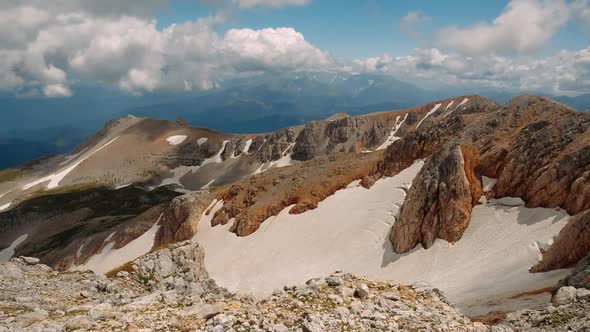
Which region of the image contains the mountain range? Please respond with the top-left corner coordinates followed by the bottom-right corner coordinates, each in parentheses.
top-left (1, 93), bottom-right (589, 331)
top-left (2, 72), bottom-right (588, 170)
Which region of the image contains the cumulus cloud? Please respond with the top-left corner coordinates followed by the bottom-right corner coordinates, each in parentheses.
top-left (0, 1), bottom-right (329, 96)
top-left (353, 47), bottom-right (590, 94)
top-left (438, 0), bottom-right (572, 55)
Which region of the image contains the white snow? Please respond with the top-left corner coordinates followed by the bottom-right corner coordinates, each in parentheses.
top-left (0, 202), bottom-right (11, 212)
top-left (415, 103), bottom-right (442, 129)
top-left (231, 139), bottom-right (253, 159)
top-left (196, 160), bottom-right (571, 314)
top-left (166, 135), bottom-right (187, 145)
top-left (376, 114), bottom-right (408, 151)
top-left (157, 140), bottom-right (229, 188)
top-left (242, 139), bottom-right (253, 155)
top-left (0, 234), bottom-right (28, 263)
top-left (200, 179), bottom-right (216, 189)
top-left (76, 243), bottom-right (85, 259)
top-left (197, 137), bottom-right (208, 145)
top-left (457, 97), bottom-right (469, 108)
top-left (59, 148), bottom-right (87, 166)
top-left (72, 215), bottom-right (162, 274)
top-left (254, 143), bottom-right (295, 174)
top-left (22, 137), bottom-right (119, 190)
top-left (444, 98), bottom-right (469, 118)
top-left (482, 176), bottom-right (498, 192)
top-left (445, 100), bottom-right (455, 110)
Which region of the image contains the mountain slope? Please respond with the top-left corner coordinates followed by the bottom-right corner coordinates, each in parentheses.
top-left (0, 94), bottom-right (588, 317)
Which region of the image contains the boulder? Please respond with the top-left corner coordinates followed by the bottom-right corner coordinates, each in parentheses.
top-left (552, 286), bottom-right (577, 306)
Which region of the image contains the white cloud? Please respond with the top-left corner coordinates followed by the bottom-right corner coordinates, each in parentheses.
top-left (238, 0), bottom-right (311, 8)
top-left (438, 0), bottom-right (572, 55)
top-left (0, 2), bottom-right (329, 96)
top-left (221, 28), bottom-right (332, 72)
top-left (353, 47), bottom-right (590, 94)
top-left (43, 83), bottom-right (72, 97)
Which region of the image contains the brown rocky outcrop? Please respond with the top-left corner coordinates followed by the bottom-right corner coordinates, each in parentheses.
top-left (390, 144), bottom-right (482, 253)
top-left (210, 152), bottom-right (383, 236)
top-left (531, 210), bottom-right (590, 272)
top-left (154, 191), bottom-right (212, 248)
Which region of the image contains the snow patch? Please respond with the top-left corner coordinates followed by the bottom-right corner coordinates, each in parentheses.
top-left (457, 98), bottom-right (469, 108)
top-left (22, 137), bottom-right (119, 190)
top-left (0, 202), bottom-right (11, 212)
top-left (242, 139), bottom-right (253, 155)
top-left (415, 103), bottom-right (442, 129)
top-left (482, 176), bottom-right (498, 192)
top-left (0, 234), bottom-right (28, 263)
top-left (444, 98), bottom-right (469, 118)
top-left (166, 135), bottom-right (187, 145)
top-left (157, 140), bottom-right (229, 188)
top-left (197, 159), bottom-right (570, 314)
top-left (197, 137), bottom-right (208, 145)
top-left (72, 215), bottom-right (162, 274)
top-left (376, 114), bottom-right (408, 151)
top-left (200, 179), bottom-right (216, 189)
top-left (76, 243), bottom-right (85, 259)
top-left (445, 100), bottom-right (455, 110)
top-left (59, 148), bottom-right (87, 166)
top-left (254, 143), bottom-right (295, 174)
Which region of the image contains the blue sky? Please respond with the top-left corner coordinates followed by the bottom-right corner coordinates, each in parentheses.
top-left (156, 0), bottom-right (588, 59)
top-left (0, 0), bottom-right (589, 97)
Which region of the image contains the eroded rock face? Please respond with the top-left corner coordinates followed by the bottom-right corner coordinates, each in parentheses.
top-left (390, 144), bottom-right (482, 253)
top-left (154, 191), bottom-right (212, 248)
top-left (133, 240), bottom-right (223, 296)
top-left (531, 210), bottom-right (590, 272)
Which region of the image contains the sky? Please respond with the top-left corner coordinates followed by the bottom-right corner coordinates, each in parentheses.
top-left (0, 0), bottom-right (589, 98)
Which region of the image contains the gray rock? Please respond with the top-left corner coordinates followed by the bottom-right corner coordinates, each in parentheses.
top-left (213, 314), bottom-right (234, 327)
top-left (272, 323), bottom-right (289, 332)
top-left (326, 277), bottom-right (342, 287)
top-left (21, 257), bottom-right (40, 265)
top-left (185, 303), bottom-right (222, 319)
top-left (354, 284), bottom-right (370, 299)
top-left (552, 286), bottom-right (577, 306)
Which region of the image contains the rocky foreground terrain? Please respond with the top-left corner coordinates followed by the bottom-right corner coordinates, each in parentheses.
top-left (1, 94), bottom-right (589, 330)
top-left (1, 241), bottom-right (589, 332)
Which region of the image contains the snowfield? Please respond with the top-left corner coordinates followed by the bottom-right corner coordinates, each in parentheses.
top-left (22, 137), bottom-right (119, 190)
top-left (166, 135), bottom-right (187, 145)
top-left (376, 114), bottom-right (408, 151)
top-left (0, 234), bottom-right (28, 263)
top-left (196, 161), bottom-right (570, 315)
top-left (72, 215), bottom-right (162, 274)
